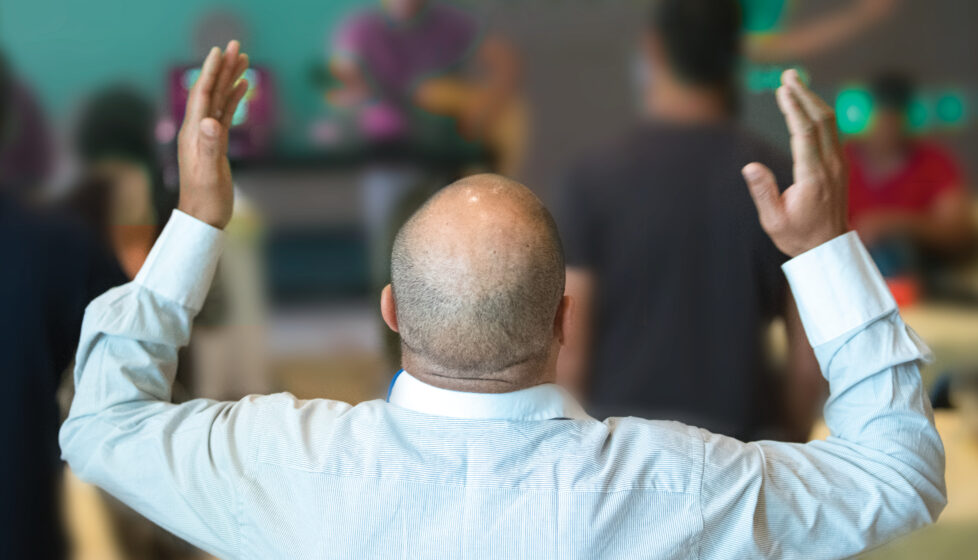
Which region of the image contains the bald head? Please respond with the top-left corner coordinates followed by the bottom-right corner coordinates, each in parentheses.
top-left (390, 174), bottom-right (565, 381)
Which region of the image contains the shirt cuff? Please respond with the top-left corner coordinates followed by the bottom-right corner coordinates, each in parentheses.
top-left (783, 231), bottom-right (896, 347)
top-left (134, 210), bottom-right (224, 311)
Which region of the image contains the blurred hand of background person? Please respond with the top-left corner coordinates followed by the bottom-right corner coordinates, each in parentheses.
top-left (743, 70), bottom-right (849, 257)
top-left (863, 0), bottom-right (899, 19)
top-left (451, 35), bottom-right (521, 141)
top-left (746, 0), bottom-right (898, 63)
top-left (854, 204), bottom-right (972, 250)
top-left (177, 41), bottom-right (249, 230)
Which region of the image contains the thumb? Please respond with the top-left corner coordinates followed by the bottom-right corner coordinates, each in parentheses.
top-left (742, 163), bottom-right (785, 232)
top-left (198, 117), bottom-right (225, 158)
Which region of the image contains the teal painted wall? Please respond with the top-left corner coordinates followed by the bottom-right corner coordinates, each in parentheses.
top-left (0, 0), bottom-right (364, 129)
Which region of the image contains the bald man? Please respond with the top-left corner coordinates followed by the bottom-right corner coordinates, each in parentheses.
top-left (61, 44), bottom-right (944, 559)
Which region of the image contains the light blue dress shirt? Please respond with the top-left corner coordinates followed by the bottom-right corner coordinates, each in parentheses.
top-left (61, 210), bottom-right (946, 559)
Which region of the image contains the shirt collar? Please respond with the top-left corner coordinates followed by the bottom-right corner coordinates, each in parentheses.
top-left (387, 370), bottom-right (593, 421)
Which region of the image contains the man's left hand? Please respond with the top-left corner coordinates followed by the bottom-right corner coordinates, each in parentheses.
top-left (177, 40), bottom-right (250, 230)
top-left (742, 70), bottom-right (850, 257)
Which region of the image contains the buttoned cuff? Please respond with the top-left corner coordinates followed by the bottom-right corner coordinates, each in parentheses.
top-left (134, 210), bottom-right (225, 311)
top-left (783, 231), bottom-right (896, 347)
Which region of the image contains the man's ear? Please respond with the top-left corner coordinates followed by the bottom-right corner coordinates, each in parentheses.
top-left (554, 295), bottom-right (574, 345)
top-left (381, 284), bottom-right (399, 333)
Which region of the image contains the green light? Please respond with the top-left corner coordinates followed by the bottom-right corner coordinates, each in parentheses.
top-left (935, 91), bottom-right (966, 126)
top-left (835, 88), bottom-right (874, 135)
top-left (906, 97), bottom-right (930, 134)
top-left (232, 101), bottom-right (249, 126)
top-left (744, 64), bottom-right (808, 92)
top-left (740, 0), bottom-right (790, 33)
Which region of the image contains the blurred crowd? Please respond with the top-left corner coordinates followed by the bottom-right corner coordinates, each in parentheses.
top-left (2, 0), bottom-right (977, 558)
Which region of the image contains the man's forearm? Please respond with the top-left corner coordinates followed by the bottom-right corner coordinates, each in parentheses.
top-left (709, 68), bottom-right (944, 557)
top-left (61, 211), bottom-right (224, 455)
top-left (59, 211), bottom-right (246, 558)
top-left (702, 232), bottom-right (946, 558)
top-left (785, 232), bottom-right (946, 519)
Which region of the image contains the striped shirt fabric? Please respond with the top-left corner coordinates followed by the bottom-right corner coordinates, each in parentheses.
top-left (61, 211), bottom-right (946, 559)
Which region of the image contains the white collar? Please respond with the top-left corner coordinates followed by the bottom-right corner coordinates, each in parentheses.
top-left (387, 370), bottom-right (593, 421)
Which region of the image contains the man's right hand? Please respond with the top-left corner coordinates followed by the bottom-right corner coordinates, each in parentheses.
top-left (177, 41), bottom-right (250, 230)
top-left (742, 70), bottom-right (850, 258)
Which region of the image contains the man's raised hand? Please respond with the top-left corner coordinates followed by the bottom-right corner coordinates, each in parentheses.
top-left (177, 41), bottom-right (250, 229)
top-left (743, 70), bottom-right (849, 257)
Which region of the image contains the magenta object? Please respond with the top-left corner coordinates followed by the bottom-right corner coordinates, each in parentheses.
top-left (360, 101), bottom-right (408, 141)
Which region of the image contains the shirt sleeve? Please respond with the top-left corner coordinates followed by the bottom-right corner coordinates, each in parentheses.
top-left (699, 232), bottom-right (947, 558)
top-left (59, 211), bottom-right (252, 558)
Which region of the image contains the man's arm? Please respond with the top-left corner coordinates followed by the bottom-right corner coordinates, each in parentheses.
top-left (60, 211), bottom-right (252, 557)
top-left (747, 0), bottom-right (896, 63)
top-left (59, 42), bottom-right (266, 558)
top-left (700, 70), bottom-right (945, 558)
top-left (457, 34), bottom-right (521, 139)
top-left (856, 188), bottom-right (975, 252)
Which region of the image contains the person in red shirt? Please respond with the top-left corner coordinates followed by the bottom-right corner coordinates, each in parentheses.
top-left (846, 73), bottom-right (973, 258)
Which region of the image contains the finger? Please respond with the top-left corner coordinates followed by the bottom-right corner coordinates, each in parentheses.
top-left (217, 53), bottom-right (250, 120)
top-left (784, 70), bottom-right (833, 123)
top-left (776, 85), bottom-right (821, 182)
top-left (784, 70), bottom-right (842, 167)
top-left (232, 53), bottom-right (249, 82)
top-left (211, 40), bottom-right (241, 119)
top-left (742, 163), bottom-right (786, 233)
top-left (776, 84), bottom-right (817, 140)
top-left (220, 79), bottom-right (249, 129)
top-left (198, 117), bottom-right (225, 158)
top-left (186, 47), bottom-right (223, 125)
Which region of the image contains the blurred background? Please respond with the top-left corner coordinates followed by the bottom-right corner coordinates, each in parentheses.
top-left (1, 0), bottom-right (977, 558)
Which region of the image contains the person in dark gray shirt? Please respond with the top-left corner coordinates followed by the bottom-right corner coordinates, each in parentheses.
top-left (0, 52), bottom-right (126, 560)
top-left (553, 0), bottom-right (821, 441)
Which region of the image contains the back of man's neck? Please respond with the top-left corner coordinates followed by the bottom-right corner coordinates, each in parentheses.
top-left (402, 354), bottom-right (553, 394)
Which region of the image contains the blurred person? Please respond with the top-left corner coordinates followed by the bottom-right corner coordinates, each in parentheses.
top-left (0, 53), bottom-right (53, 196)
top-left (59, 43), bottom-right (947, 559)
top-left (67, 86), bottom-right (176, 278)
top-left (743, 0), bottom-right (897, 63)
top-left (554, 0), bottom-right (821, 441)
top-left (328, 0), bottom-right (523, 171)
top-left (0, 51), bottom-right (126, 560)
top-left (329, 0), bottom-right (522, 369)
top-left (846, 72), bottom-right (973, 272)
